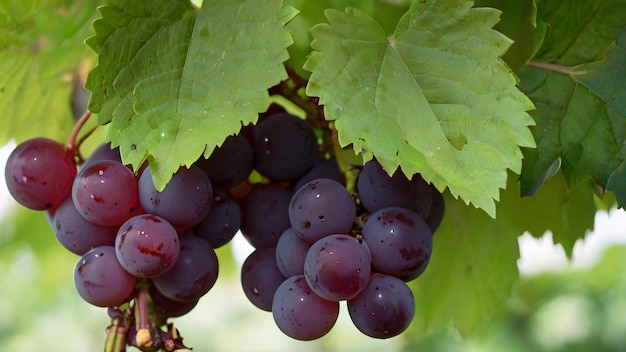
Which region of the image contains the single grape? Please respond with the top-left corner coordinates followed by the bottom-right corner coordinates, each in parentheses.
top-left (304, 234), bottom-right (371, 302)
top-left (194, 188), bottom-right (241, 249)
top-left (289, 178), bottom-right (356, 244)
top-left (240, 182), bottom-right (292, 248)
top-left (5, 137), bottom-right (76, 210)
top-left (250, 113), bottom-right (319, 181)
top-left (115, 214), bottom-right (180, 278)
top-left (195, 134), bottom-right (253, 189)
top-left (52, 196), bottom-right (118, 255)
top-left (241, 248), bottom-right (286, 311)
top-left (357, 159), bottom-right (432, 218)
top-left (275, 227), bottom-right (310, 277)
top-left (424, 184), bottom-right (445, 233)
top-left (72, 160), bottom-right (140, 226)
top-left (293, 158), bottom-right (341, 192)
top-left (361, 207), bottom-right (433, 281)
top-left (139, 166), bottom-right (213, 231)
top-left (149, 284), bottom-right (199, 319)
top-left (347, 273), bottom-right (415, 339)
top-left (272, 275), bottom-right (339, 341)
top-left (74, 246), bottom-right (137, 307)
top-left (81, 142), bottom-right (122, 169)
top-left (152, 236), bottom-right (218, 302)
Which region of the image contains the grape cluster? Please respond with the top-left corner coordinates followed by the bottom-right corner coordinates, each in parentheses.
top-left (4, 110), bottom-right (444, 347)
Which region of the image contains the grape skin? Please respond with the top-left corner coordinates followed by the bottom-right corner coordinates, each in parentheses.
top-left (272, 275), bottom-right (339, 341)
top-left (152, 236), bottom-right (218, 302)
top-left (347, 273), bottom-right (415, 339)
top-left (289, 178), bottom-right (356, 244)
top-left (72, 160), bottom-right (140, 227)
top-left (139, 165), bottom-right (213, 231)
top-left (361, 207), bottom-right (433, 281)
top-left (195, 134), bottom-right (254, 189)
top-left (357, 159), bottom-right (432, 218)
top-left (115, 214), bottom-right (180, 278)
top-left (194, 188), bottom-right (241, 249)
top-left (240, 248), bottom-right (286, 311)
top-left (293, 158), bottom-right (341, 192)
top-left (240, 182), bottom-right (292, 249)
top-left (53, 196), bottom-right (118, 255)
top-left (5, 137), bottom-right (76, 210)
top-left (250, 113), bottom-right (319, 181)
top-left (304, 234), bottom-right (372, 302)
top-left (424, 184), bottom-right (445, 233)
top-left (149, 284), bottom-right (199, 319)
top-left (74, 246), bottom-right (136, 307)
top-left (275, 227), bottom-right (310, 277)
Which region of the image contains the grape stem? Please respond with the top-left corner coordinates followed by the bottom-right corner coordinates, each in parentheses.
top-left (104, 314), bottom-right (130, 352)
top-left (65, 110), bottom-right (93, 163)
top-left (525, 61), bottom-right (587, 76)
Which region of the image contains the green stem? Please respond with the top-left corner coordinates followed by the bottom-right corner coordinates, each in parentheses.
top-left (526, 61), bottom-right (587, 76)
top-left (104, 315), bottom-right (128, 352)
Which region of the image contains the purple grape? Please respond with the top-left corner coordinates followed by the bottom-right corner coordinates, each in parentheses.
top-left (272, 275), bottom-right (339, 341)
top-left (138, 165), bottom-right (213, 231)
top-left (151, 236), bottom-right (218, 302)
top-left (115, 214), bottom-right (180, 278)
top-left (293, 158), bottom-right (341, 192)
top-left (195, 134), bottom-right (253, 188)
top-left (240, 248), bottom-right (286, 311)
top-left (149, 284), bottom-right (199, 319)
top-left (74, 246), bottom-right (137, 307)
top-left (72, 160), bottom-right (140, 226)
top-left (304, 234), bottom-right (371, 301)
top-left (289, 178), bottom-right (356, 244)
top-left (275, 227), bottom-right (310, 277)
top-left (240, 183), bottom-right (292, 248)
top-left (250, 113), bottom-right (319, 181)
top-left (52, 196), bottom-right (118, 255)
top-left (361, 207), bottom-right (433, 281)
top-left (5, 137), bottom-right (76, 210)
top-left (347, 273), bottom-right (415, 338)
top-left (194, 188), bottom-right (241, 248)
top-left (425, 184), bottom-right (445, 233)
top-left (81, 142), bottom-right (122, 169)
top-left (357, 159), bottom-right (432, 218)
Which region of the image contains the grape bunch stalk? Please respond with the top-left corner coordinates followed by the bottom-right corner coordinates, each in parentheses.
top-left (4, 73), bottom-right (445, 351)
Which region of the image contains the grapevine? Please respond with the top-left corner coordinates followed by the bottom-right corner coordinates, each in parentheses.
top-left (4, 66), bottom-right (444, 351)
top-left (1, 0), bottom-right (624, 351)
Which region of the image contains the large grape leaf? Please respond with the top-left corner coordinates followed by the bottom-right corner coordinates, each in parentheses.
top-left (499, 171), bottom-right (596, 256)
top-left (519, 0), bottom-right (626, 198)
top-left (304, 0), bottom-right (536, 217)
top-left (0, 0), bottom-right (97, 145)
top-left (85, 0), bottom-right (298, 190)
top-left (409, 170), bottom-right (595, 336)
top-left (410, 193), bottom-right (520, 335)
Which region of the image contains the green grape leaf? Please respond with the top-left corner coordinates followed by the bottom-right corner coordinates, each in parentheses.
top-left (304, 0), bottom-right (536, 217)
top-left (410, 194), bottom-right (520, 335)
top-left (0, 0), bottom-right (97, 145)
top-left (575, 29), bottom-right (626, 117)
top-left (85, 0), bottom-right (298, 190)
top-left (519, 69), bottom-right (626, 196)
top-left (519, 0), bottom-right (626, 197)
top-left (500, 172), bottom-right (595, 257)
top-left (533, 0), bottom-right (626, 65)
top-left (410, 170), bottom-right (595, 335)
